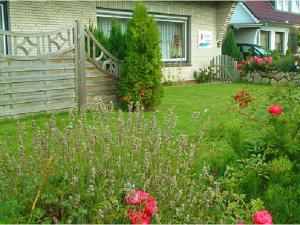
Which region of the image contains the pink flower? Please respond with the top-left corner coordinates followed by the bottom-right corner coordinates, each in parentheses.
top-left (237, 221), bottom-right (244, 225)
top-left (268, 104), bottom-right (283, 116)
top-left (253, 210), bottom-right (272, 224)
top-left (237, 63), bottom-right (242, 70)
top-left (126, 190), bottom-right (149, 205)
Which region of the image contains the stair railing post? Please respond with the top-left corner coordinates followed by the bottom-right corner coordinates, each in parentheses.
top-left (75, 20), bottom-right (86, 108)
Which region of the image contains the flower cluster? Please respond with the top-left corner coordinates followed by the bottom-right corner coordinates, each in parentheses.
top-left (268, 104), bottom-right (283, 116)
top-left (238, 210), bottom-right (272, 225)
top-left (237, 56), bottom-right (273, 72)
top-left (126, 190), bottom-right (158, 224)
top-left (253, 210), bottom-right (273, 224)
top-left (234, 89), bottom-right (254, 108)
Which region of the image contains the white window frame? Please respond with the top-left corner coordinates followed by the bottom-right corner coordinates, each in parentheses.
top-left (0, 3), bottom-right (6, 54)
top-left (96, 9), bottom-right (189, 62)
top-left (291, 0), bottom-right (300, 13)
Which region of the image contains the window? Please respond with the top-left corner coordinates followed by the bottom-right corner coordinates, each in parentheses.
top-left (291, 0), bottom-right (300, 13)
top-left (0, 2), bottom-right (6, 54)
top-left (96, 9), bottom-right (189, 62)
top-left (276, 0), bottom-right (289, 11)
top-left (275, 32), bottom-right (284, 53)
top-left (260, 31), bottom-right (270, 49)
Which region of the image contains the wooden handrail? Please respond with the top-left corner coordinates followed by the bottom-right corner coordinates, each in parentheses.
top-left (84, 25), bottom-right (121, 63)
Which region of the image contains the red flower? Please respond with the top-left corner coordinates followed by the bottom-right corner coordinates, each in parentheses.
top-left (144, 199), bottom-right (158, 216)
top-left (253, 210), bottom-right (272, 224)
top-left (126, 190), bottom-right (149, 205)
top-left (129, 210), bottom-right (150, 225)
top-left (268, 104), bottom-right (283, 116)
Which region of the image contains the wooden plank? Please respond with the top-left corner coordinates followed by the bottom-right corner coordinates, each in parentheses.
top-left (0, 100), bottom-right (76, 117)
top-left (0, 72), bottom-right (75, 84)
top-left (76, 20), bottom-right (86, 108)
top-left (0, 83), bottom-right (75, 94)
top-left (0, 62), bottom-right (75, 73)
top-left (86, 79), bottom-right (116, 87)
top-left (86, 87), bottom-right (117, 96)
top-left (0, 91), bottom-right (75, 106)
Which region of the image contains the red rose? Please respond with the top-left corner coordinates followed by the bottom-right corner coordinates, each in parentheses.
top-left (268, 104), bottom-right (283, 116)
top-left (253, 210), bottom-right (272, 224)
top-left (144, 199), bottom-right (158, 216)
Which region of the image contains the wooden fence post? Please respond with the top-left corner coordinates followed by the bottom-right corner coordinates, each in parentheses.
top-left (75, 20), bottom-right (86, 108)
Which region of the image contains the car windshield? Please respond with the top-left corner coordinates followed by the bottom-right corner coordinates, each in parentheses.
top-left (254, 46), bottom-right (266, 55)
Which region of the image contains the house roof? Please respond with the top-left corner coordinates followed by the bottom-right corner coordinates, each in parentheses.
top-left (245, 1), bottom-right (300, 25)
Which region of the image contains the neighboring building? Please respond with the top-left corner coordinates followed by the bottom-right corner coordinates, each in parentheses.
top-left (230, 0), bottom-right (300, 54)
top-left (0, 1), bottom-right (236, 81)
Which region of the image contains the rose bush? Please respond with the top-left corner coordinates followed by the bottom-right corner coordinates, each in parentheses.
top-left (237, 56), bottom-right (274, 72)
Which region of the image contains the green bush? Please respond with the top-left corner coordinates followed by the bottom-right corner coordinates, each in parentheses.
top-left (222, 28), bottom-right (243, 62)
top-left (225, 86), bottom-right (300, 223)
top-left (118, 2), bottom-right (163, 110)
top-left (108, 19), bottom-right (126, 60)
top-left (194, 66), bottom-right (214, 83)
top-left (274, 55), bottom-right (295, 72)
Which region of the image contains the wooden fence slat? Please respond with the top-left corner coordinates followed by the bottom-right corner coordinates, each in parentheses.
top-left (0, 72), bottom-right (75, 84)
top-left (210, 55), bottom-right (240, 83)
top-left (0, 63), bottom-right (75, 73)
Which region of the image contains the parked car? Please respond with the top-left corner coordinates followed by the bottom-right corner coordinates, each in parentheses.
top-left (237, 43), bottom-right (270, 59)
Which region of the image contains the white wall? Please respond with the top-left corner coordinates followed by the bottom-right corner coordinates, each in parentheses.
top-left (230, 2), bottom-right (258, 24)
top-left (234, 28), bottom-right (259, 44)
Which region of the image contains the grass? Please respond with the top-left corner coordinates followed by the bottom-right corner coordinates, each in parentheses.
top-left (0, 83), bottom-right (272, 166)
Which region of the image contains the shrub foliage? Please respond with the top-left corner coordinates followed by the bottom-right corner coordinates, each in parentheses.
top-left (222, 28), bottom-right (243, 62)
top-left (118, 2), bottom-right (163, 110)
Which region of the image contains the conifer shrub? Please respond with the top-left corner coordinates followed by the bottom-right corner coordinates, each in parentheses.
top-left (108, 19), bottom-right (126, 60)
top-left (222, 28), bottom-right (243, 62)
top-left (118, 2), bottom-right (163, 110)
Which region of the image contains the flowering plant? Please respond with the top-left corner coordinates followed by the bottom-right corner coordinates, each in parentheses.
top-left (237, 56), bottom-right (273, 72)
top-left (194, 66), bottom-right (215, 83)
top-left (253, 210), bottom-right (273, 224)
top-left (126, 190), bottom-right (158, 224)
top-left (268, 104), bottom-right (283, 116)
top-left (234, 89), bottom-right (254, 108)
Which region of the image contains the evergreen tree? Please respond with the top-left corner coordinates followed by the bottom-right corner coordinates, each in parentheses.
top-left (108, 19), bottom-right (126, 60)
top-left (118, 2), bottom-right (163, 110)
top-left (222, 28), bottom-right (243, 62)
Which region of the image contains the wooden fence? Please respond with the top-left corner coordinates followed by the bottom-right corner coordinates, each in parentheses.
top-left (210, 55), bottom-right (240, 83)
top-left (0, 21), bottom-right (120, 118)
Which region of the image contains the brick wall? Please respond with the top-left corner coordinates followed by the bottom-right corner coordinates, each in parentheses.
top-left (8, 1), bottom-right (96, 33)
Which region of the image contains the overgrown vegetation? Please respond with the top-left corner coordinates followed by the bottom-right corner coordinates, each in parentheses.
top-left (118, 2), bottom-right (163, 110)
top-left (222, 28), bottom-right (243, 62)
top-left (1, 83), bottom-right (299, 223)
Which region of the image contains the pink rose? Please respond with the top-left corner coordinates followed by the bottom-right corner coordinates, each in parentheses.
top-left (130, 211), bottom-right (150, 225)
top-left (144, 200), bottom-right (158, 216)
top-left (268, 104), bottom-right (283, 116)
top-left (237, 64), bottom-right (242, 70)
top-left (253, 210), bottom-right (272, 224)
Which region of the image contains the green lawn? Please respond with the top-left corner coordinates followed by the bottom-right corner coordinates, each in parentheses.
top-left (0, 83), bottom-right (271, 136)
top-left (0, 83), bottom-right (272, 169)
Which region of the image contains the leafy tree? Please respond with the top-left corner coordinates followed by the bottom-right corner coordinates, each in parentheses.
top-left (118, 2), bottom-right (163, 110)
top-left (222, 28), bottom-right (243, 62)
top-left (108, 19), bottom-right (127, 60)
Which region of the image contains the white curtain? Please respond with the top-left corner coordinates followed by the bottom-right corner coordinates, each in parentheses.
top-left (157, 21), bottom-right (185, 60)
top-left (97, 17), bottom-right (128, 37)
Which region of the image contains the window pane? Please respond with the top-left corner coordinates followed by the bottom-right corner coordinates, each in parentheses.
top-left (97, 17), bottom-right (128, 37)
top-left (96, 13), bottom-right (188, 62)
top-left (275, 32), bottom-right (283, 53)
top-left (260, 31), bottom-right (269, 49)
top-left (0, 4), bottom-right (4, 54)
top-left (157, 21), bottom-right (185, 60)
top-left (291, 0), bottom-right (300, 13)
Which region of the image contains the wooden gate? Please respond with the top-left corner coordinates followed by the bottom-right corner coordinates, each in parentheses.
top-left (210, 55), bottom-right (240, 83)
top-left (0, 21), bottom-right (120, 118)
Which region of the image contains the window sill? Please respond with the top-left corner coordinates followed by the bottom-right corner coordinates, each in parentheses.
top-left (163, 63), bottom-right (192, 67)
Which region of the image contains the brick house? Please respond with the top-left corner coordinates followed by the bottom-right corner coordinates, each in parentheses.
top-left (0, 1), bottom-right (236, 81)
